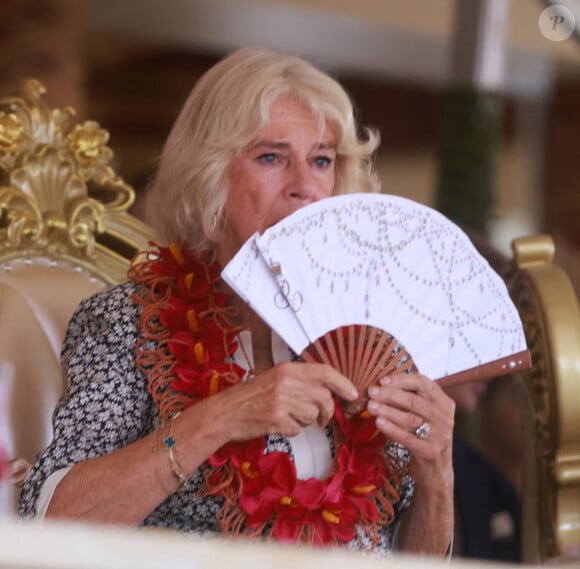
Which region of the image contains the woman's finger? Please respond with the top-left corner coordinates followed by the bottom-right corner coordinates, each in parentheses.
top-left (298, 363), bottom-right (359, 402)
top-left (366, 399), bottom-right (425, 432)
top-left (367, 383), bottom-right (429, 417)
top-left (379, 373), bottom-right (441, 399)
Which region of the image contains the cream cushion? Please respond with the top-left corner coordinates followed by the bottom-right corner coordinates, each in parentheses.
top-left (0, 257), bottom-right (109, 512)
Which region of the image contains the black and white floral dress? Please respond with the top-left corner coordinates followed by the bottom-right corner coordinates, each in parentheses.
top-left (19, 281), bottom-right (413, 553)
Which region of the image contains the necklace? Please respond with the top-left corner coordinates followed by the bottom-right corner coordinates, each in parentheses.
top-left (130, 244), bottom-right (402, 546)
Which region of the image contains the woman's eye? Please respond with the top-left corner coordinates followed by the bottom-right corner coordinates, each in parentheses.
top-left (314, 156), bottom-right (333, 168)
top-left (258, 153), bottom-right (277, 164)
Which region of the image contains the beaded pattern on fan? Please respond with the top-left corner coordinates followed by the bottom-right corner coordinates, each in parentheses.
top-left (222, 193), bottom-right (529, 387)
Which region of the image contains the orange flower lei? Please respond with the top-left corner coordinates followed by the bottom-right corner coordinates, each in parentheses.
top-left (130, 244), bottom-right (403, 546)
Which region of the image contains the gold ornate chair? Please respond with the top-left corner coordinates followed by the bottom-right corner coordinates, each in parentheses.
top-left (0, 80), bottom-right (155, 511)
top-left (508, 235), bottom-right (580, 563)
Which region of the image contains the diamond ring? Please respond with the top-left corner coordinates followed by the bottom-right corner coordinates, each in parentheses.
top-left (414, 421), bottom-right (430, 440)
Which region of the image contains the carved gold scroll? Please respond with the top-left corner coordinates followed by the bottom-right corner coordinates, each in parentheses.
top-left (509, 235), bottom-right (580, 562)
top-left (0, 79), bottom-right (154, 283)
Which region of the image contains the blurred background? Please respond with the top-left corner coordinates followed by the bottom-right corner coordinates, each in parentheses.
top-left (1, 0), bottom-right (578, 293)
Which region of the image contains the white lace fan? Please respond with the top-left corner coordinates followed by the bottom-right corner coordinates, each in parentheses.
top-left (222, 193), bottom-right (531, 412)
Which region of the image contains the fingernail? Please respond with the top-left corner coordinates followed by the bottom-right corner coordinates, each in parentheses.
top-left (350, 387), bottom-right (359, 399)
top-left (368, 386), bottom-right (379, 396)
top-left (380, 377), bottom-right (391, 386)
top-left (367, 400), bottom-right (379, 412)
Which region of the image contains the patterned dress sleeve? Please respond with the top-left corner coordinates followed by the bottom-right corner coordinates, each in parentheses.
top-left (387, 441), bottom-right (414, 519)
top-left (18, 281), bottom-right (157, 517)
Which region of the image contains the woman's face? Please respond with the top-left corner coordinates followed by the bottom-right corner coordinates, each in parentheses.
top-left (218, 95), bottom-right (337, 265)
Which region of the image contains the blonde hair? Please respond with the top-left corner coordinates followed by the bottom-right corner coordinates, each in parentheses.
top-left (147, 47), bottom-right (381, 253)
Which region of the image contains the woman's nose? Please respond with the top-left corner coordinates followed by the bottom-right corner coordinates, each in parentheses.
top-left (288, 162), bottom-right (316, 201)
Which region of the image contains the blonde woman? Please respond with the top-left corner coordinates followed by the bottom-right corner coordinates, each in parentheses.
top-left (20, 47), bottom-right (454, 556)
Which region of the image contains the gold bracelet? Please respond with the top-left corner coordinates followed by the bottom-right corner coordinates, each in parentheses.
top-left (163, 411), bottom-right (188, 495)
top-left (152, 421), bottom-right (173, 496)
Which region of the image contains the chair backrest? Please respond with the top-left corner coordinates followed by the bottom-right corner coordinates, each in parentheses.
top-left (0, 79), bottom-right (156, 511)
top-left (508, 235), bottom-right (580, 563)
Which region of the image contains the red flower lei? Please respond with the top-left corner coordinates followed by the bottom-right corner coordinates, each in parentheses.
top-left (130, 244), bottom-right (404, 547)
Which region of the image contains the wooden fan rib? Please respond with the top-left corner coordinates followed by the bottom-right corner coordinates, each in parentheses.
top-left (347, 325), bottom-right (356, 380)
top-left (336, 327), bottom-right (349, 379)
top-left (352, 325), bottom-right (367, 380)
top-left (379, 340), bottom-right (415, 377)
top-left (371, 335), bottom-right (400, 378)
top-left (302, 338), bottom-right (332, 366)
top-left (359, 333), bottom-right (397, 388)
top-left (436, 349), bottom-right (531, 387)
top-left (324, 333), bottom-right (343, 371)
top-left (355, 325), bottom-right (378, 386)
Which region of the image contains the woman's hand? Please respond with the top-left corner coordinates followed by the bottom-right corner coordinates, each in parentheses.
top-left (202, 361), bottom-right (359, 444)
top-left (366, 373), bottom-right (455, 556)
top-left (366, 373), bottom-right (454, 480)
